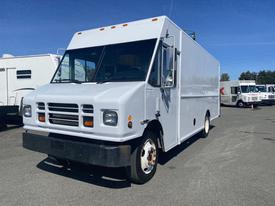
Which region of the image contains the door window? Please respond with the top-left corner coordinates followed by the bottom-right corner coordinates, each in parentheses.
top-left (161, 44), bottom-right (175, 88)
top-left (231, 87), bottom-right (238, 94)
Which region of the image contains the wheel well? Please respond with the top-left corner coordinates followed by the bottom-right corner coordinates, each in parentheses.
top-left (143, 120), bottom-right (164, 150)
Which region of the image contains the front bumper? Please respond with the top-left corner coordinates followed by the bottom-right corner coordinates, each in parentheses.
top-left (23, 132), bottom-right (131, 167)
top-left (244, 101), bottom-right (260, 106)
top-left (260, 99), bottom-right (275, 105)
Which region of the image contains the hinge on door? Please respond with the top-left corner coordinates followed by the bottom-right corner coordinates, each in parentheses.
top-left (155, 111), bottom-right (160, 118)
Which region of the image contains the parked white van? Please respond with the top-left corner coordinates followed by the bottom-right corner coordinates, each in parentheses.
top-left (220, 80), bottom-right (261, 107)
top-left (22, 16), bottom-right (220, 184)
top-left (256, 84), bottom-right (275, 105)
top-left (0, 54), bottom-right (60, 127)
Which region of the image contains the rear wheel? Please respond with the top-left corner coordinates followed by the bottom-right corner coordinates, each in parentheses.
top-left (201, 114), bottom-right (210, 138)
top-left (129, 131), bottom-right (158, 184)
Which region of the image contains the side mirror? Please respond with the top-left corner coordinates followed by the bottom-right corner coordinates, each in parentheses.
top-left (162, 69), bottom-right (174, 88)
top-left (237, 91), bottom-right (241, 95)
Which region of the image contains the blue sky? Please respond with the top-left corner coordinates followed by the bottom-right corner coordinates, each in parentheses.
top-left (1, 0), bottom-right (275, 79)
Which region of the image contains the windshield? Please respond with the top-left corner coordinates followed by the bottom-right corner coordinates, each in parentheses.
top-left (52, 39), bottom-right (157, 83)
top-left (256, 86), bottom-right (266, 92)
top-left (241, 85), bottom-right (257, 93)
top-left (268, 86), bottom-right (275, 93)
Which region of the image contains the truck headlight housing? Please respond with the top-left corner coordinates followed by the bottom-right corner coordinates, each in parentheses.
top-left (103, 110), bottom-right (118, 126)
top-left (23, 105), bottom-right (32, 117)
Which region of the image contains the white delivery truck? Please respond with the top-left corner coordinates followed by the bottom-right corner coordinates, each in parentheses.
top-left (0, 54), bottom-right (60, 127)
top-left (220, 80), bottom-right (261, 107)
top-left (256, 84), bottom-right (275, 105)
top-left (22, 16), bottom-right (220, 184)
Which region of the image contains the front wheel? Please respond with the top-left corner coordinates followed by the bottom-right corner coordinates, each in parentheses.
top-left (237, 100), bottom-right (244, 107)
top-left (129, 132), bottom-right (159, 184)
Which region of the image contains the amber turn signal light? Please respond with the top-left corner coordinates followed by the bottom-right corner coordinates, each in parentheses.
top-left (83, 116), bottom-right (93, 127)
top-left (38, 113), bottom-right (45, 122)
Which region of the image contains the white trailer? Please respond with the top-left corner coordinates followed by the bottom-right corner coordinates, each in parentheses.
top-left (220, 80), bottom-right (261, 107)
top-left (22, 16), bottom-right (220, 184)
top-left (256, 84), bottom-right (275, 105)
top-left (0, 54), bottom-right (60, 126)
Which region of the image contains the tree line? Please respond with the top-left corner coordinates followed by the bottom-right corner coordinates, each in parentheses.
top-left (220, 70), bottom-right (275, 84)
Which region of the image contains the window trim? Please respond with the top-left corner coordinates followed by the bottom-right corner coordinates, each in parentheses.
top-left (148, 41), bottom-right (162, 87)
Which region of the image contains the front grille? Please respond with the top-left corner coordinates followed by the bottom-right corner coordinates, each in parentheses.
top-left (37, 102), bottom-right (45, 110)
top-left (82, 104), bottom-right (94, 113)
top-left (37, 102), bottom-right (94, 127)
top-left (268, 95), bottom-right (275, 99)
top-left (49, 113), bottom-right (79, 126)
top-left (48, 103), bottom-right (78, 113)
top-left (252, 97), bottom-right (257, 101)
top-left (47, 103), bottom-right (79, 127)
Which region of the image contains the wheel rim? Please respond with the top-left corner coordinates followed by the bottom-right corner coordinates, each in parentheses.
top-left (140, 139), bottom-right (157, 174)
top-left (205, 117), bottom-right (210, 134)
top-left (238, 102), bottom-right (243, 107)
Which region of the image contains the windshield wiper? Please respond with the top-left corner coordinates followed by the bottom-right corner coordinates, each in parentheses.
top-left (96, 77), bottom-right (114, 84)
top-left (55, 79), bottom-right (82, 84)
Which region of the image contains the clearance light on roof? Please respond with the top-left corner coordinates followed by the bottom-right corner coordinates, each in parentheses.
top-left (99, 28), bottom-right (105, 31)
top-left (152, 18), bottom-right (158, 21)
top-left (123, 24), bottom-right (128, 27)
top-left (111, 26), bottom-right (116, 29)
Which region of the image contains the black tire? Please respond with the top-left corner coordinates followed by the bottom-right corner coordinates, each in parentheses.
top-left (237, 100), bottom-right (244, 108)
top-left (129, 131), bottom-right (159, 184)
top-left (201, 114), bottom-right (210, 138)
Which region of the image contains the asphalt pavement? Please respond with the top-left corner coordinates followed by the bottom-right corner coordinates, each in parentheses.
top-left (0, 106), bottom-right (274, 206)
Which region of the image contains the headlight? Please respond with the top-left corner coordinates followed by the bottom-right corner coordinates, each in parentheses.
top-left (23, 105), bottom-right (32, 117)
top-left (103, 110), bottom-right (118, 126)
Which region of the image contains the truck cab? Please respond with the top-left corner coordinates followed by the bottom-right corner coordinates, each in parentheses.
top-left (220, 80), bottom-right (261, 107)
top-left (256, 85), bottom-right (275, 105)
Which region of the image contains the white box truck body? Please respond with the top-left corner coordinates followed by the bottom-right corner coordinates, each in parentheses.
top-left (22, 16), bottom-right (220, 183)
top-left (0, 54), bottom-right (60, 126)
top-left (220, 80), bottom-right (261, 107)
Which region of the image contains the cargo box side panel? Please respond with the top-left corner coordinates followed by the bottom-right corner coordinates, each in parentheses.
top-left (179, 32), bottom-right (220, 142)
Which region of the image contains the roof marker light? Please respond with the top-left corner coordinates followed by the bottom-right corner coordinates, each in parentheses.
top-left (152, 18), bottom-right (158, 21)
top-left (123, 24), bottom-right (128, 27)
top-left (77, 32), bottom-right (82, 35)
top-left (99, 28), bottom-right (105, 31)
top-left (111, 26), bottom-right (116, 29)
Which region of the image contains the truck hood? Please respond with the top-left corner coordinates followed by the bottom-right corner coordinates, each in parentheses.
top-left (23, 81), bottom-right (147, 141)
top-left (25, 82), bottom-right (145, 103)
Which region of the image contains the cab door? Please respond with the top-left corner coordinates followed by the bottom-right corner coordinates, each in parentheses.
top-left (0, 68), bottom-right (7, 105)
top-left (146, 34), bottom-right (179, 151)
top-left (6, 68), bottom-right (17, 105)
top-left (159, 38), bottom-right (179, 150)
top-left (230, 86), bottom-right (239, 105)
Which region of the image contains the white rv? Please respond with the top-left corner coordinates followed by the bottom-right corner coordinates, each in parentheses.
top-left (22, 16), bottom-right (220, 184)
top-left (220, 80), bottom-right (261, 107)
top-left (256, 84), bottom-right (275, 105)
top-left (0, 54), bottom-right (60, 126)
